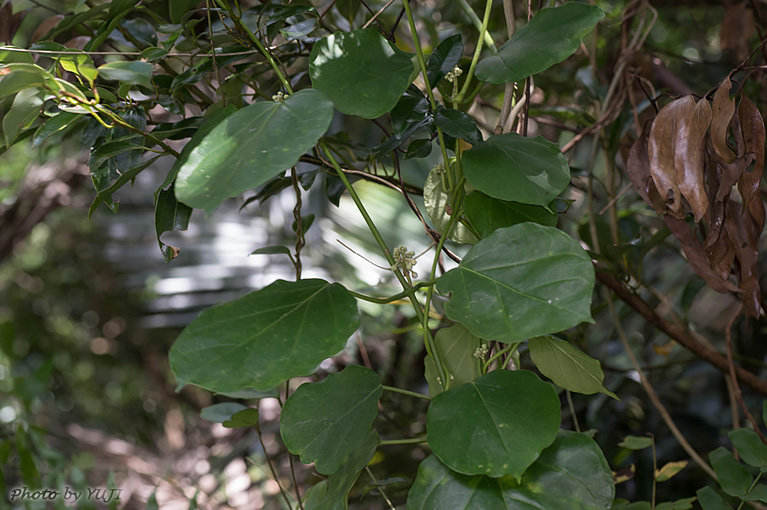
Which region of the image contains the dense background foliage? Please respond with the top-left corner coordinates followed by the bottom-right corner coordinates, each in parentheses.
top-left (1, 0), bottom-right (766, 509)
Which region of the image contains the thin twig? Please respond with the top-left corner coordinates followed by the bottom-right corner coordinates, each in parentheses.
top-left (605, 288), bottom-right (717, 480)
top-left (362, 0), bottom-right (397, 29)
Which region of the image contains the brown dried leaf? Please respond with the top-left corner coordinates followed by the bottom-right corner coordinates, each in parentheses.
top-left (710, 77), bottom-right (737, 164)
top-left (664, 215), bottom-right (740, 293)
top-left (649, 97), bottom-right (696, 218)
top-left (626, 125), bottom-right (666, 214)
top-left (737, 96), bottom-right (765, 213)
top-left (675, 98), bottom-right (711, 223)
top-left (705, 222), bottom-right (735, 281)
top-left (0, 1), bottom-right (26, 44)
top-left (30, 14), bottom-right (65, 44)
top-left (725, 201), bottom-right (762, 317)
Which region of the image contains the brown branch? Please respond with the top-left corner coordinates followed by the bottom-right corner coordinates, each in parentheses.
top-left (596, 270), bottom-right (767, 397)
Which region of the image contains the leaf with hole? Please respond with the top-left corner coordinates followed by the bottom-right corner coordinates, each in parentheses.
top-left (309, 29), bottom-right (416, 119)
top-left (475, 3), bottom-right (604, 84)
top-left (462, 133), bottom-right (570, 206)
top-left (174, 90), bottom-right (332, 213)
top-left (424, 324), bottom-right (482, 396)
top-left (169, 278), bottom-right (359, 394)
top-left (426, 370), bottom-right (560, 478)
top-left (281, 365), bottom-right (381, 475)
top-left (408, 431), bottom-right (614, 509)
top-left (529, 336), bottom-right (616, 398)
top-left (437, 223), bottom-right (594, 343)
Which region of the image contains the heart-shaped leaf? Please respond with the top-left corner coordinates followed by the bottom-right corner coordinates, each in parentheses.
top-left (169, 278), bottom-right (359, 394)
top-left (426, 370), bottom-right (560, 478)
top-left (475, 3), bottom-right (604, 84)
top-left (408, 431), bottom-right (614, 509)
top-left (281, 365), bottom-right (382, 475)
top-left (464, 191), bottom-right (556, 238)
top-left (528, 336), bottom-right (616, 398)
top-left (309, 29), bottom-right (415, 119)
top-left (424, 324), bottom-right (483, 396)
top-left (437, 223), bottom-right (594, 343)
top-left (462, 133), bottom-right (570, 206)
top-left (174, 89), bottom-right (333, 213)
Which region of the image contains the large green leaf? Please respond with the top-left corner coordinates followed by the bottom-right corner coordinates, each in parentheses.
top-left (475, 3), bottom-right (604, 84)
top-left (464, 192), bottom-right (557, 238)
top-left (710, 447), bottom-right (752, 497)
top-left (424, 166), bottom-right (478, 244)
top-left (3, 87), bottom-right (43, 147)
top-left (174, 90), bottom-right (332, 213)
top-left (309, 29), bottom-right (415, 119)
top-left (426, 370), bottom-right (560, 478)
top-left (424, 324), bottom-right (483, 396)
top-left (97, 60), bottom-right (153, 88)
top-left (462, 133), bottom-right (570, 206)
top-left (729, 429), bottom-right (767, 468)
top-left (408, 431), bottom-right (614, 509)
top-left (303, 431), bottom-right (379, 510)
top-left (528, 336), bottom-right (617, 398)
top-left (281, 365), bottom-right (382, 475)
top-left (169, 279), bottom-right (359, 394)
top-left (437, 224), bottom-right (594, 343)
top-left (0, 64), bottom-right (51, 100)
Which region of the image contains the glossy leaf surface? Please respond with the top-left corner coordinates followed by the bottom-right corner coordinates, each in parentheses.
top-left (427, 34), bottom-right (464, 86)
top-left (155, 186), bottom-right (192, 262)
top-left (475, 3), bottom-right (604, 84)
top-left (408, 431), bottom-right (614, 509)
top-left (462, 134), bottom-right (570, 206)
top-left (281, 365), bottom-right (382, 475)
top-left (434, 106), bottom-right (482, 145)
top-left (426, 370), bottom-right (560, 478)
top-left (464, 192), bottom-right (556, 238)
top-left (97, 60), bottom-right (153, 88)
top-left (437, 224), bottom-right (594, 343)
top-left (169, 279), bottom-right (359, 394)
top-left (175, 90), bottom-right (332, 213)
top-left (529, 336), bottom-right (616, 398)
top-left (424, 324), bottom-right (482, 396)
top-left (309, 29), bottom-right (415, 119)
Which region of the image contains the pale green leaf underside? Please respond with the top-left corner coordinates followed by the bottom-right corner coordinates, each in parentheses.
top-left (424, 323), bottom-right (482, 396)
top-left (408, 431), bottom-right (614, 510)
top-left (169, 278), bottom-right (359, 394)
top-left (437, 223), bottom-right (594, 343)
top-left (426, 370), bottom-right (560, 479)
top-left (174, 89), bottom-right (333, 213)
top-left (529, 336), bottom-right (617, 399)
top-left (281, 365), bottom-right (382, 475)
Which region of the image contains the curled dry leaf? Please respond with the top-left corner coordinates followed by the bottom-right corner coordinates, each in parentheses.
top-left (664, 216), bottom-right (740, 293)
top-left (649, 97), bottom-right (696, 218)
top-left (675, 98), bottom-right (712, 223)
top-left (705, 160), bottom-right (726, 248)
top-left (737, 96), bottom-right (765, 213)
top-left (705, 223), bottom-right (735, 282)
top-left (710, 77), bottom-right (737, 164)
top-left (626, 125), bottom-right (665, 214)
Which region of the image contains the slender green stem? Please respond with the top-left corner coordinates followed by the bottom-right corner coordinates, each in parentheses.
top-left (365, 467), bottom-right (396, 510)
top-left (382, 385), bottom-right (431, 400)
top-left (93, 105), bottom-right (180, 158)
top-left (348, 279), bottom-right (438, 303)
top-left (380, 437), bottom-right (428, 446)
top-left (455, 0), bottom-right (493, 103)
top-left (738, 472), bottom-right (764, 510)
top-left (483, 342), bottom-right (516, 373)
top-left (566, 390), bottom-right (581, 433)
top-left (401, 0), bottom-right (454, 190)
top-left (457, 0), bottom-right (497, 54)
